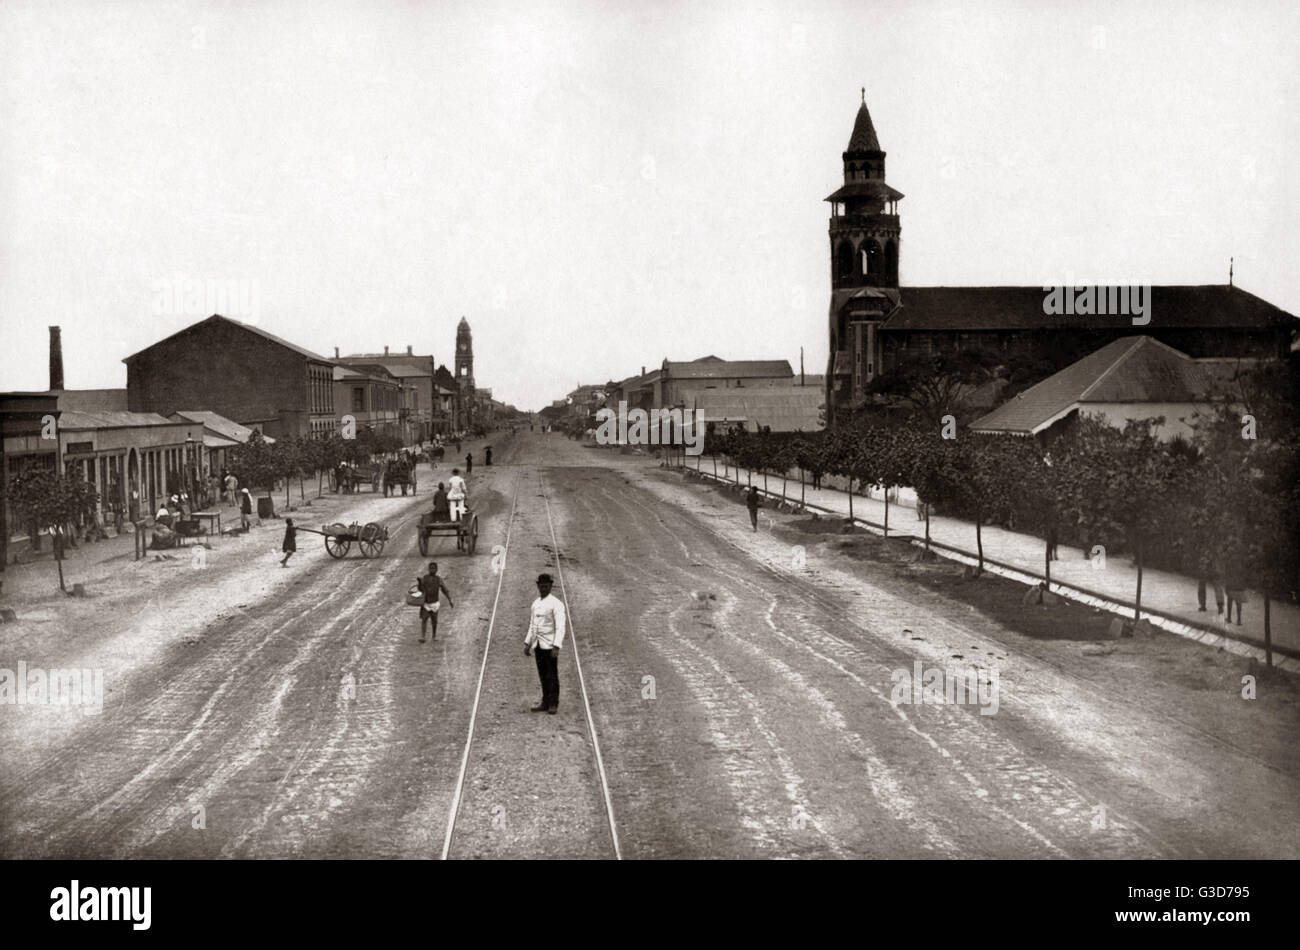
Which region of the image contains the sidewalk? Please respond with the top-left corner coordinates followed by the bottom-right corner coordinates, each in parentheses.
top-left (0, 491), bottom-right (315, 605)
top-left (687, 455), bottom-right (1299, 663)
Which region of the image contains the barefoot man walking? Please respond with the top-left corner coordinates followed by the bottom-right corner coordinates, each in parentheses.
top-left (417, 561), bottom-right (454, 642)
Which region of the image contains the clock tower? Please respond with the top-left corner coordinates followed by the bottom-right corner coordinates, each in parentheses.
top-left (455, 317), bottom-right (476, 429)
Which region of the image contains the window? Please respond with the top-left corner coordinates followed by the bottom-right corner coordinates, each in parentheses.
top-left (862, 240), bottom-right (882, 277)
top-left (836, 241), bottom-right (854, 282)
top-left (353, 387), bottom-right (365, 412)
top-left (884, 241), bottom-right (898, 283)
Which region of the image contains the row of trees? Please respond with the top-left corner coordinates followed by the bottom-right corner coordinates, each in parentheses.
top-left (697, 404), bottom-right (1299, 648)
top-left (228, 430), bottom-right (408, 505)
top-left (3, 428), bottom-right (410, 593)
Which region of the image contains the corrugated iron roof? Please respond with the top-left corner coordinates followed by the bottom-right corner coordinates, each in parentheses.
top-left (172, 410), bottom-right (266, 444)
top-left (695, 388), bottom-right (824, 433)
top-left (60, 410), bottom-right (180, 429)
top-left (969, 336), bottom-right (1239, 435)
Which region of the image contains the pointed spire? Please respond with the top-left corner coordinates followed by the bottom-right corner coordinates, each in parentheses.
top-left (847, 92), bottom-right (881, 153)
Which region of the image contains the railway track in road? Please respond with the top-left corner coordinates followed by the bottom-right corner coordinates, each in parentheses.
top-left (440, 469), bottom-right (622, 860)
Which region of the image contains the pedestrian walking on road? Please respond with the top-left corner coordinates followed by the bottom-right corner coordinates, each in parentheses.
top-left (223, 471), bottom-right (239, 506)
top-left (524, 573), bottom-right (566, 714)
top-left (1196, 553), bottom-right (1211, 611)
top-left (1211, 555), bottom-right (1226, 616)
top-left (281, 519), bottom-right (297, 567)
top-left (239, 488), bottom-right (253, 530)
top-left (485, 446), bottom-right (492, 466)
top-left (417, 561), bottom-right (454, 642)
top-left (465, 452), bottom-right (473, 475)
top-left (746, 486), bottom-right (761, 531)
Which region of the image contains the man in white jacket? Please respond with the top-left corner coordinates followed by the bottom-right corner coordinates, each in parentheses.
top-left (446, 468), bottom-right (467, 522)
top-left (523, 573), bottom-right (566, 714)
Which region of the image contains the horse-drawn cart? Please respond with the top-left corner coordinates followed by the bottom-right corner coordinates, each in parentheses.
top-left (417, 510), bottom-right (477, 555)
top-left (299, 521), bottom-right (389, 558)
top-left (383, 457), bottom-right (418, 496)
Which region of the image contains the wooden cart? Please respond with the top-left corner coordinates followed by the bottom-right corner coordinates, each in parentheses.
top-left (417, 510), bottom-right (477, 555)
top-left (300, 521), bottom-right (389, 558)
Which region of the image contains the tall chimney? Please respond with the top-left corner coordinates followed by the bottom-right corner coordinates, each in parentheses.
top-left (49, 326), bottom-right (64, 391)
top-left (384, 345), bottom-right (389, 356)
top-left (407, 344), bottom-right (412, 355)
top-left (641, 366), bottom-right (645, 377)
top-left (334, 346), bottom-right (340, 358)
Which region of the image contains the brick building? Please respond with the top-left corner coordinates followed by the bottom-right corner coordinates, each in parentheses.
top-left (332, 364), bottom-right (402, 439)
top-left (336, 345), bottom-right (438, 443)
top-left (824, 92), bottom-right (1300, 424)
top-left (125, 314), bottom-right (336, 439)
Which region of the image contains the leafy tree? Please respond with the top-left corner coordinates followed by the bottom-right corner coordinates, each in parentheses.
top-left (229, 430), bottom-right (278, 499)
top-left (866, 349), bottom-right (999, 427)
top-left (5, 470), bottom-right (98, 591)
top-left (1053, 417), bottom-right (1179, 619)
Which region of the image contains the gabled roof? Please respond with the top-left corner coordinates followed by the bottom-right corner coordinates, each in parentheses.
top-left (172, 410), bottom-right (268, 444)
top-left (830, 286), bottom-right (901, 319)
top-left (846, 100), bottom-right (882, 153)
top-left (969, 336), bottom-right (1241, 435)
top-left (695, 387), bottom-right (824, 433)
top-left (663, 359), bottom-right (793, 380)
top-left (885, 285), bottom-right (1299, 331)
top-left (123, 314), bottom-right (334, 364)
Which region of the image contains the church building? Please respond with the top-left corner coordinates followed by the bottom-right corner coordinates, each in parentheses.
top-left (825, 92), bottom-right (1298, 425)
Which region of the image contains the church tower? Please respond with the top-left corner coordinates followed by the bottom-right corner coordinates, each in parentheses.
top-left (825, 89), bottom-right (904, 424)
top-left (455, 317), bottom-right (476, 429)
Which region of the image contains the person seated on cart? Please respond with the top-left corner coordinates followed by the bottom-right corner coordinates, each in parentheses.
top-left (447, 469), bottom-right (467, 522)
top-left (432, 482), bottom-right (451, 522)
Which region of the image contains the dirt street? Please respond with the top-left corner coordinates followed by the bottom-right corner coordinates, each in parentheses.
top-left (2, 431), bottom-right (1297, 858)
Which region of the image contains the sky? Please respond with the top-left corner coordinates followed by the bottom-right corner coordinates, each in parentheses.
top-left (1, 0), bottom-right (1297, 411)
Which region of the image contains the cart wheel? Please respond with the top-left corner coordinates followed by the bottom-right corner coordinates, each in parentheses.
top-left (359, 523), bottom-right (384, 558)
top-left (418, 529), bottom-right (429, 556)
top-left (325, 536), bottom-right (350, 559)
top-left (466, 514), bottom-right (478, 555)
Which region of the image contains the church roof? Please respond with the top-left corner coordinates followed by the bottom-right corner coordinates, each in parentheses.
top-left (884, 285), bottom-right (1298, 331)
top-left (847, 100), bottom-right (882, 153)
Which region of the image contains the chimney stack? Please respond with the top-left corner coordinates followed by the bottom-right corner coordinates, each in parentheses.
top-left (641, 366), bottom-right (645, 377)
top-left (384, 345), bottom-right (389, 356)
top-left (407, 344), bottom-right (412, 355)
top-left (334, 346), bottom-right (340, 359)
top-left (49, 326), bottom-right (64, 391)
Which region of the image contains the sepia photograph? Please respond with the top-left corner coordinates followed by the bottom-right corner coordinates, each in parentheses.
top-left (0, 0), bottom-right (1296, 933)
